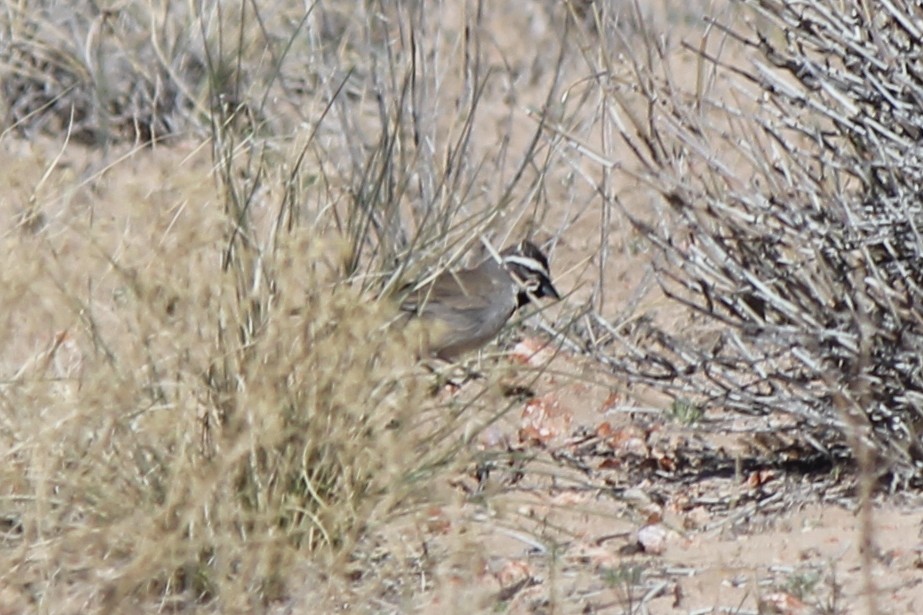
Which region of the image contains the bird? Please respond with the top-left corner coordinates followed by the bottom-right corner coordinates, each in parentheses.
top-left (398, 240), bottom-right (560, 361)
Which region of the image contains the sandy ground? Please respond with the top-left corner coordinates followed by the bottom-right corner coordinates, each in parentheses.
top-left (302, 349), bottom-right (923, 614)
top-left (3, 3), bottom-right (923, 614)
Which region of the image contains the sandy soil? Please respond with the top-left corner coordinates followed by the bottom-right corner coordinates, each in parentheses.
top-left (306, 349), bottom-right (923, 614)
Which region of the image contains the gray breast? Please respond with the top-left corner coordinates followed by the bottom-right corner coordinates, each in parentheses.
top-left (412, 259), bottom-right (519, 360)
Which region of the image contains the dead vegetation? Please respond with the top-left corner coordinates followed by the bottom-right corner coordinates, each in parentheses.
top-left (576, 0), bottom-right (923, 487)
top-left (2, 0), bottom-right (923, 613)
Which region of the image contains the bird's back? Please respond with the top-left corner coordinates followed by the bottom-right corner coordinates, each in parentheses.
top-left (399, 260), bottom-right (517, 360)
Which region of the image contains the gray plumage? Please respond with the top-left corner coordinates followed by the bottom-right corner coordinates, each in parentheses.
top-left (399, 241), bottom-right (560, 360)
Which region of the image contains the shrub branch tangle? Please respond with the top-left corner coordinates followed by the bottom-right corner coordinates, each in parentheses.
top-left (598, 0), bottom-right (923, 482)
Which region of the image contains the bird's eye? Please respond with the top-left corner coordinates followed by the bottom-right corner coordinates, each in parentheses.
top-left (525, 279), bottom-right (540, 292)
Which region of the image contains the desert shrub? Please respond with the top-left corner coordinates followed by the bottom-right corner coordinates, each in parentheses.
top-left (590, 0), bottom-right (923, 484)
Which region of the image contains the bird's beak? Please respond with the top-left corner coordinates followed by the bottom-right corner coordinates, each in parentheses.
top-left (541, 278), bottom-right (561, 300)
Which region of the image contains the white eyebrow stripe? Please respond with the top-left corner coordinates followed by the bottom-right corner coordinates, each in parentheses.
top-left (503, 255), bottom-right (550, 276)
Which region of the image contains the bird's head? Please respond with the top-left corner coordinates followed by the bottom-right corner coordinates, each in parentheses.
top-left (501, 240), bottom-right (561, 307)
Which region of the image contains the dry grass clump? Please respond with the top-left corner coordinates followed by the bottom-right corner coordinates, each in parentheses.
top-left (575, 0), bottom-right (923, 484)
top-left (3, 0), bottom-right (205, 142)
top-left (0, 0), bottom-right (346, 143)
top-left (0, 142), bottom-right (453, 611)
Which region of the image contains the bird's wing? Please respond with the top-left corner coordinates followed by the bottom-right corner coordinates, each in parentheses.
top-left (399, 268), bottom-right (495, 315)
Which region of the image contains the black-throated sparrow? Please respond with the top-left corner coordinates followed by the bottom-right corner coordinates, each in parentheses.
top-left (399, 240), bottom-right (560, 360)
